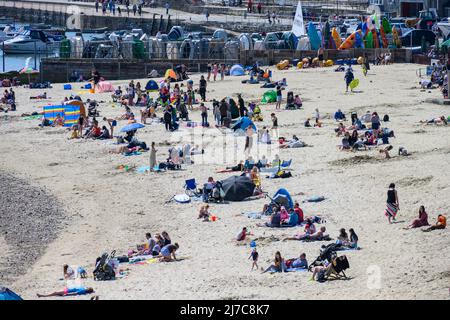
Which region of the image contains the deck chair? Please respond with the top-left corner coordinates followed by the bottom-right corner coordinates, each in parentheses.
top-left (326, 255), bottom-right (350, 280)
top-left (184, 179), bottom-right (200, 197)
top-left (280, 159), bottom-right (292, 170)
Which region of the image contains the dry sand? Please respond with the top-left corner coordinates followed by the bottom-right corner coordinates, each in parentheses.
top-left (0, 63), bottom-right (449, 300)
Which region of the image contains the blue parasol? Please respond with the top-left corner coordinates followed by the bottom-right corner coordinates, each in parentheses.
top-left (120, 123), bottom-right (145, 133)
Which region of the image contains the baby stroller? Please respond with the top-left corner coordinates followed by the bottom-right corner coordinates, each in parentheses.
top-left (87, 100), bottom-right (100, 117)
top-left (308, 243), bottom-right (341, 270)
top-left (93, 250), bottom-right (116, 281)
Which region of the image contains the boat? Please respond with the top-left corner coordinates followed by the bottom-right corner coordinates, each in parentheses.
top-left (2, 29), bottom-right (63, 54)
top-left (437, 18), bottom-right (450, 40)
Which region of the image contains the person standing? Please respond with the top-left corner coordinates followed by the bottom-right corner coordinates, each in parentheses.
top-left (165, 2), bottom-right (170, 15)
top-left (206, 63), bottom-right (212, 82)
top-left (200, 103), bottom-right (208, 127)
top-left (213, 99), bottom-right (221, 126)
top-left (219, 98), bottom-right (228, 126)
top-left (271, 113), bottom-right (279, 138)
top-left (205, 9), bottom-right (210, 22)
top-left (385, 183), bottom-right (399, 224)
top-left (238, 94), bottom-right (246, 117)
top-left (244, 126), bottom-right (254, 157)
top-left (249, 247), bottom-right (259, 271)
top-left (163, 105), bottom-right (173, 131)
top-left (257, 2), bottom-right (262, 14)
top-left (149, 142), bottom-right (157, 171)
top-left (95, 0), bottom-right (99, 13)
top-left (199, 75), bottom-right (207, 102)
top-left (213, 63), bottom-right (218, 81)
top-left (132, 3), bottom-right (137, 16)
top-left (220, 64), bottom-right (225, 81)
top-left (276, 85), bottom-right (282, 109)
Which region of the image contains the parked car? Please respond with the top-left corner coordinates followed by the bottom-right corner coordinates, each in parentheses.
top-left (391, 23), bottom-right (413, 36)
top-left (401, 29), bottom-right (436, 47)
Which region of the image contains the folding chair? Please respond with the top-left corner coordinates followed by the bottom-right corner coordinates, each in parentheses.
top-left (184, 179), bottom-right (200, 197)
top-left (280, 159), bottom-right (292, 170)
top-left (326, 255), bottom-right (350, 280)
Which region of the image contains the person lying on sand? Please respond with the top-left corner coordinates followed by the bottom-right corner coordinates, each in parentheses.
top-left (37, 287), bottom-right (94, 298)
top-left (420, 116), bottom-right (448, 126)
top-left (217, 160), bottom-right (244, 173)
top-left (30, 92), bottom-right (48, 99)
top-left (285, 253), bottom-right (308, 269)
top-left (284, 226), bottom-right (326, 242)
top-left (422, 214), bottom-right (447, 232)
top-left (279, 135), bottom-right (305, 149)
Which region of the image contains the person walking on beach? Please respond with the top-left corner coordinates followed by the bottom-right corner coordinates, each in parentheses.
top-left (249, 247), bottom-right (259, 271)
top-left (213, 63), bottom-right (219, 81)
top-left (199, 75), bottom-right (207, 102)
top-left (132, 3), bottom-right (137, 16)
top-left (385, 183), bottom-right (399, 224)
top-left (276, 85), bottom-right (282, 109)
top-left (165, 2), bottom-right (170, 15)
top-left (95, 0), bottom-right (99, 13)
top-left (345, 67), bottom-right (354, 92)
top-left (271, 113), bottom-right (279, 138)
top-left (244, 126), bottom-right (254, 156)
top-left (149, 142), bottom-right (157, 171)
top-left (220, 64), bottom-right (225, 81)
top-left (207, 63), bottom-right (212, 81)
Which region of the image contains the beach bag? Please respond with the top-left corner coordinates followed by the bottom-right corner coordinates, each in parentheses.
top-left (317, 269), bottom-right (327, 282)
top-left (332, 255), bottom-right (350, 273)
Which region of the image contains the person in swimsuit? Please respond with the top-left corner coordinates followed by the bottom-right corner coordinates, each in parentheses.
top-left (37, 287), bottom-right (94, 298)
top-left (385, 183), bottom-right (399, 224)
top-left (423, 214), bottom-right (447, 232)
top-left (249, 247), bottom-right (259, 270)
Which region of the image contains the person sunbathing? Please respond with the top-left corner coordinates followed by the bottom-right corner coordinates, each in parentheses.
top-left (284, 226), bottom-right (325, 241)
top-left (37, 287), bottom-right (94, 298)
top-left (286, 253), bottom-right (308, 269)
top-left (30, 92), bottom-right (48, 99)
top-left (310, 262), bottom-right (332, 281)
top-left (420, 116), bottom-right (448, 126)
top-left (279, 135), bottom-right (305, 149)
top-left (423, 214), bottom-right (446, 232)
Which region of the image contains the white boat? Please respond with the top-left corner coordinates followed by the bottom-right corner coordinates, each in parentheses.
top-left (0, 26), bottom-right (18, 43)
top-left (2, 30), bottom-right (58, 54)
top-left (437, 19), bottom-right (450, 39)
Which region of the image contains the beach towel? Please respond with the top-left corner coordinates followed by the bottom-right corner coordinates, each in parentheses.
top-left (286, 268), bottom-right (308, 272)
top-left (385, 203), bottom-right (398, 218)
top-left (137, 165), bottom-right (161, 173)
top-left (123, 151), bottom-right (142, 157)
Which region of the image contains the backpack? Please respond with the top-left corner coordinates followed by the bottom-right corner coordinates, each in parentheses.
top-left (383, 114), bottom-right (389, 122)
top-left (317, 269), bottom-right (327, 283)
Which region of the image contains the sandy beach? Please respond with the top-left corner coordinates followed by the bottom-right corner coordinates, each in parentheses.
top-left (1, 63), bottom-right (449, 300)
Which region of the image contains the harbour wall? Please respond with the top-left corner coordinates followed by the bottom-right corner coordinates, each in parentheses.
top-left (40, 48), bottom-right (414, 83)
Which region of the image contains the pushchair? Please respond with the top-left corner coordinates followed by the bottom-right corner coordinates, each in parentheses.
top-left (308, 243), bottom-right (341, 270)
top-left (285, 91), bottom-right (295, 110)
top-left (88, 101), bottom-right (99, 117)
top-left (93, 250), bottom-right (116, 281)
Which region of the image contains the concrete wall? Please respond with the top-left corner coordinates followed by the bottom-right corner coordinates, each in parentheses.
top-left (41, 48), bottom-right (416, 83)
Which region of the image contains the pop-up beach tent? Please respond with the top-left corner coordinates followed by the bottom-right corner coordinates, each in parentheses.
top-left (145, 79), bottom-right (159, 92)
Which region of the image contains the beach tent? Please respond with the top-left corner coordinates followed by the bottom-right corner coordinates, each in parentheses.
top-left (66, 99), bottom-right (86, 118)
top-left (231, 116), bottom-right (257, 132)
top-left (145, 80), bottom-right (159, 91)
top-left (96, 81), bottom-right (115, 93)
top-left (272, 188), bottom-right (294, 209)
top-left (62, 105), bottom-right (81, 128)
top-left (165, 69), bottom-right (177, 81)
top-left (220, 175), bottom-right (255, 202)
top-left (261, 90), bottom-right (277, 103)
top-left (0, 287), bottom-right (23, 300)
top-left (230, 64), bottom-right (245, 76)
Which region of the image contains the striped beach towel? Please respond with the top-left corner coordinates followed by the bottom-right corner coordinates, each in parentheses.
top-left (385, 203), bottom-right (398, 218)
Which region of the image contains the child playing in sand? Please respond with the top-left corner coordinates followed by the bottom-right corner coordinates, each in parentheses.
top-left (249, 247), bottom-right (259, 271)
top-left (379, 145), bottom-right (393, 158)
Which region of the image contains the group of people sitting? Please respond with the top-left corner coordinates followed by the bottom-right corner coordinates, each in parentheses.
top-left (129, 231), bottom-right (179, 262)
top-left (0, 88), bottom-right (16, 112)
top-left (404, 205), bottom-right (447, 232)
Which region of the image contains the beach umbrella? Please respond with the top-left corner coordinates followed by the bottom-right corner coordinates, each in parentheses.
top-left (120, 123), bottom-right (145, 133)
top-left (0, 287), bottom-right (23, 300)
top-left (220, 175), bottom-right (255, 202)
top-left (19, 66), bottom-right (39, 84)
